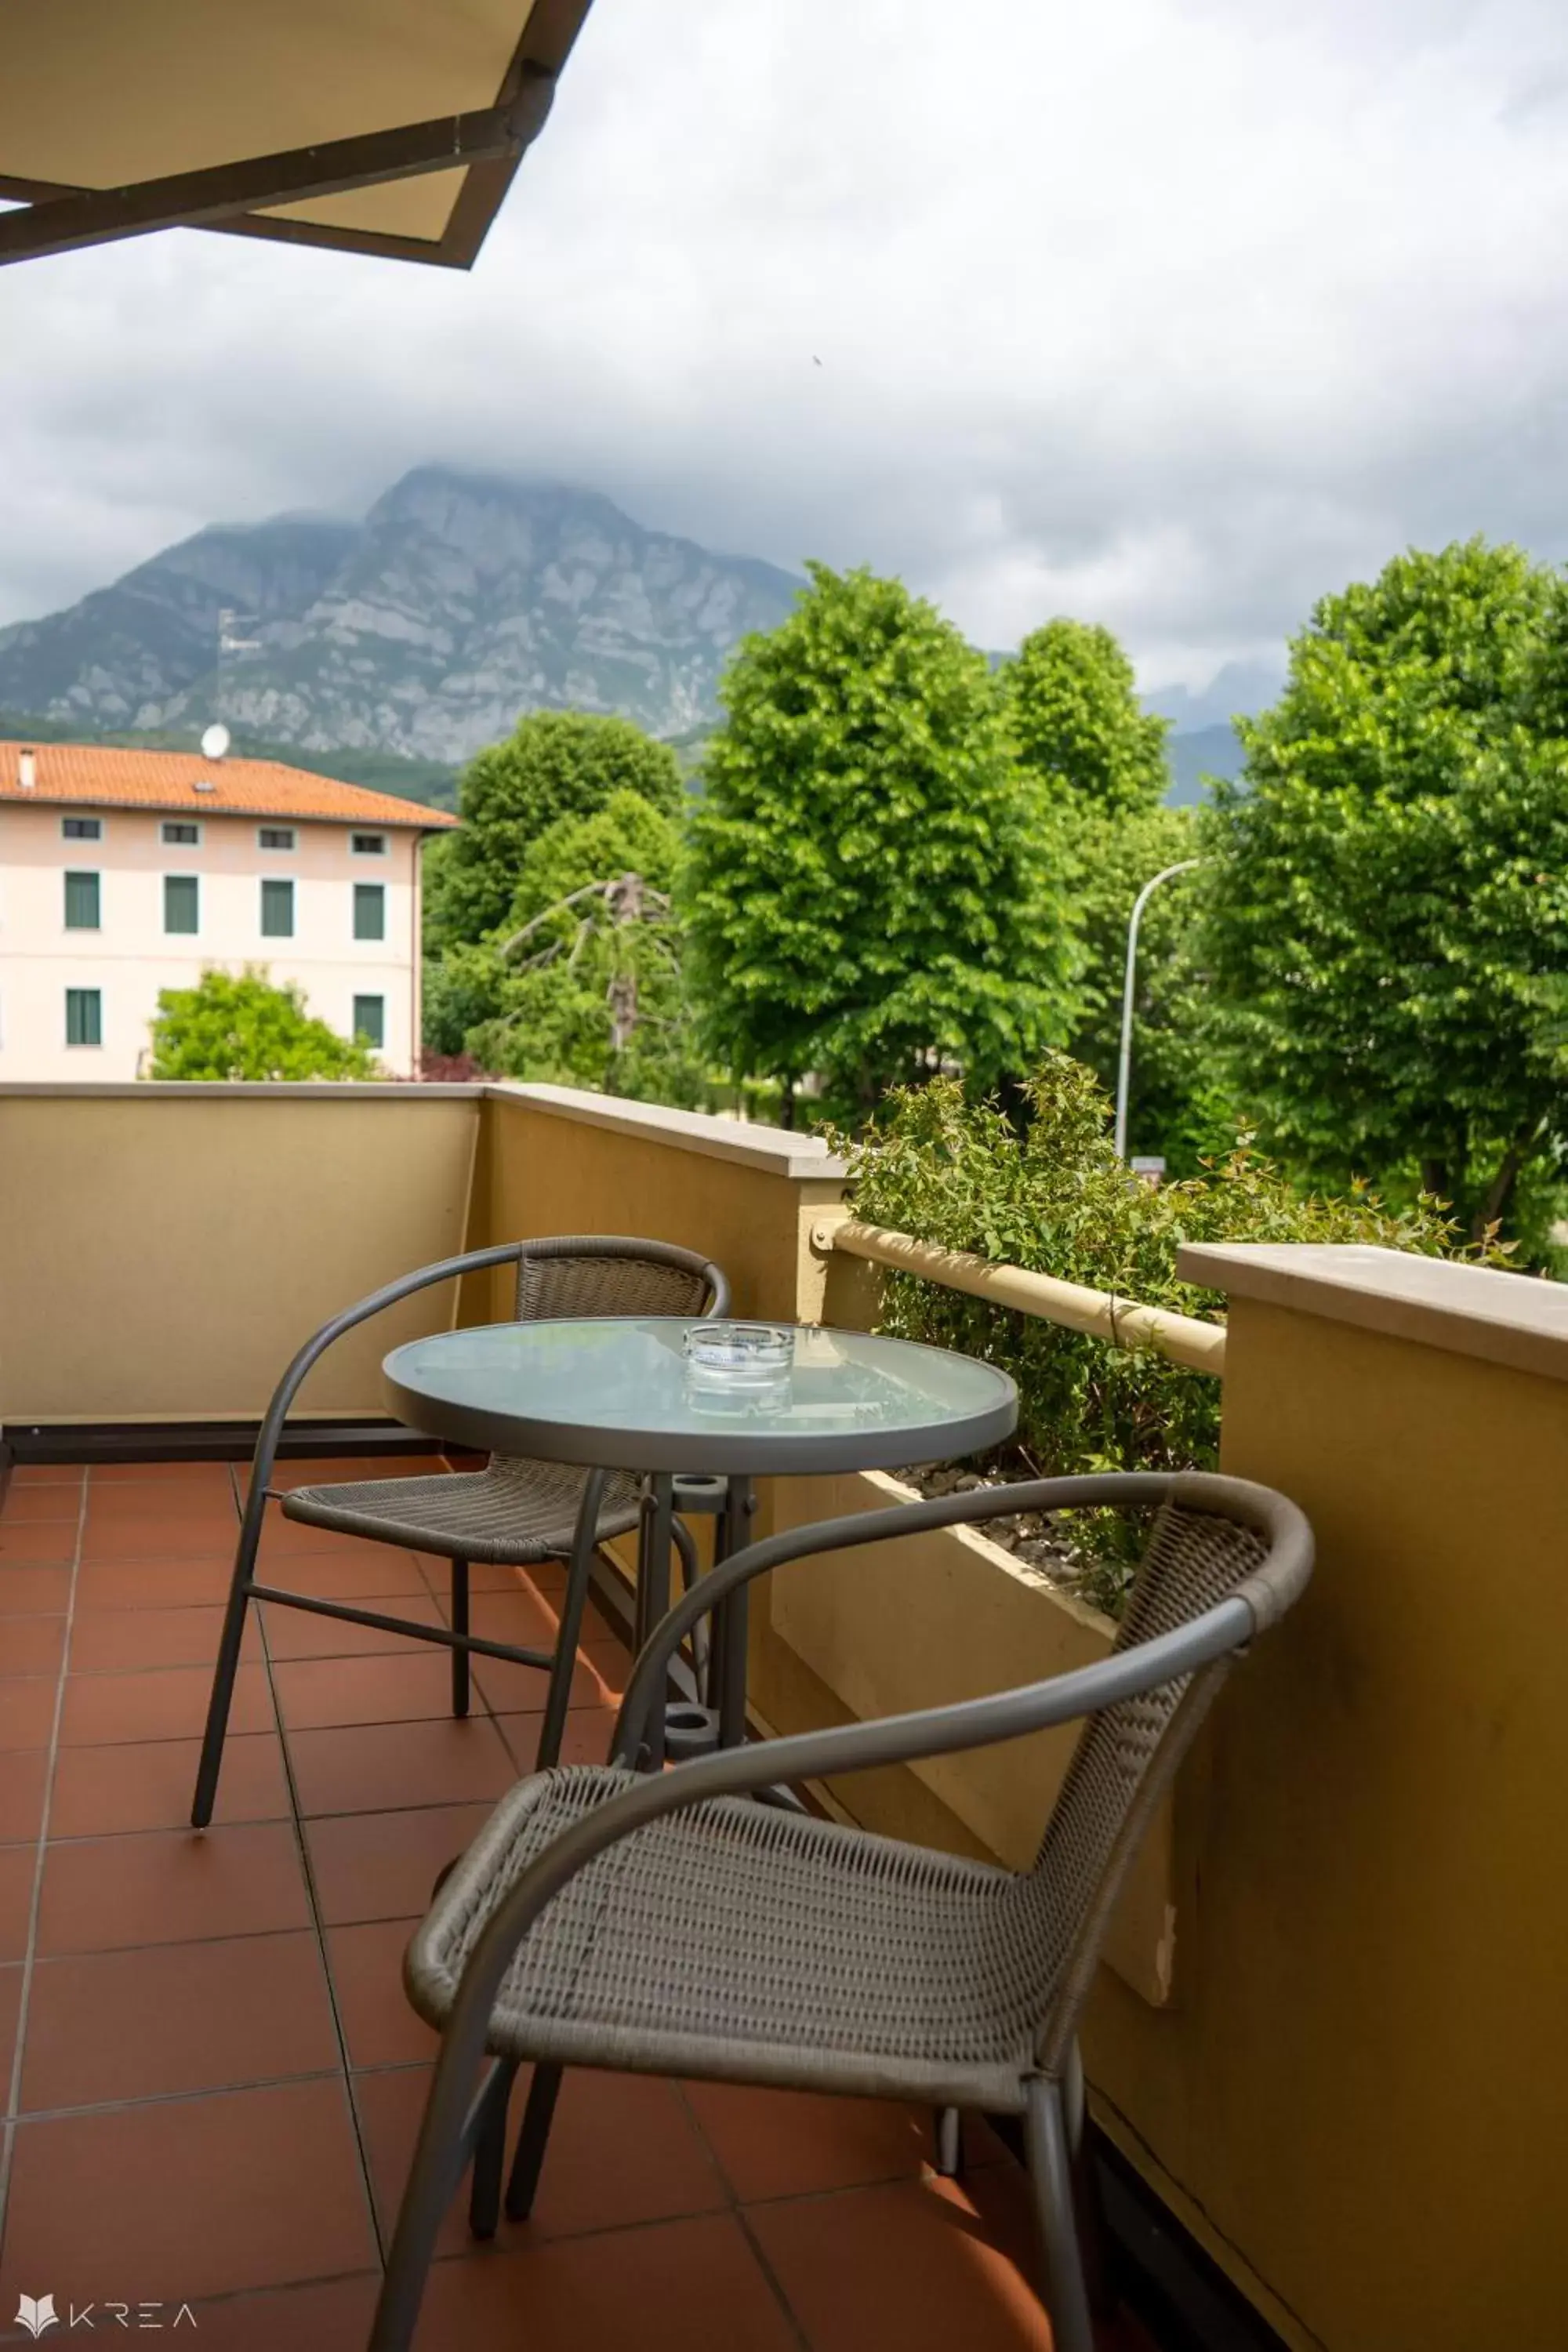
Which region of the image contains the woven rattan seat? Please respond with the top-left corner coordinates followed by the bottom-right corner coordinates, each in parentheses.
top-left (372, 1471), bottom-right (1313, 2352)
top-left (191, 1234), bottom-right (729, 1835)
top-left (282, 1457), bottom-right (644, 1566)
top-left (412, 1762), bottom-right (1051, 2109)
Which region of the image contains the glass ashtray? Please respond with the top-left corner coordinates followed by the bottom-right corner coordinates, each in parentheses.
top-left (683, 1321), bottom-right (793, 1385)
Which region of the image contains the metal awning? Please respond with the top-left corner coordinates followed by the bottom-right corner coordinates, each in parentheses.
top-left (0, 0), bottom-right (593, 270)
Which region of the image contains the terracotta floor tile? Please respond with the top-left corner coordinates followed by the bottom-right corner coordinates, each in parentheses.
top-left (256, 1546), bottom-right (430, 1599)
top-left (410, 2212), bottom-right (798, 2352)
top-left (0, 1679), bottom-right (60, 1751)
top-left (77, 1555), bottom-right (236, 1610)
top-left (21, 1929), bottom-right (339, 2111)
top-left (49, 1731), bottom-right (289, 1838)
top-left (685, 2081), bottom-right (949, 2204)
top-left (82, 1514), bottom-right (244, 1561)
top-left (0, 1960), bottom-right (21, 2091)
top-left (0, 1840), bottom-right (38, 1961)
top-left (4, 2077), bottom-right (376, 2301)
top-left (183, 2274), bottom-right (380, 2350)
top-left (460, 1582), bottom-right (566, 1650)
top-left (473, 1646), bottom-right (610, 1715)
top-left (357, 2062), bottom-right (728, 2259)
top-left (273, 1650), bottom-right (475, 1732)
top-left (260, 1588), bottom-right (444, 1660)
top-left (59, 1661), bottom-right (273, 1748)
top-left (90, 1460), bottom-right (238, 1490)
top-left (86, 1479), bottom-right (238, 1524)
top-left (0, 1747), bottom-right (49, 1843)
top-left (11, 1465), bottom-right (85, 1487)
top-left (493, 1704), bottom-right (618, 1774)
top-left (328, 1918), bottom-right (435, 2067)
top-left (0, 1519), bottom-right (76, 1564)
top-left (749, 2168), bottom-right (1051, 2352)
top-left (0, 1565), bottom-right (71, 1615)
top-left (306, 1801), bottom-right (495, 1926)
top-left (288, 1715), bottom-right (521, 1817)
top-left (38, 1820), bottom-right (309, 1955)
top-left (2, 1615), bottom-right (67, 1678)
top-left (256, 1453), bottom-right (452, 1492)
top-left (2, 1483), bottom-right (84, 1522)
top-left (68, 1604), bottom-right (260, 1674)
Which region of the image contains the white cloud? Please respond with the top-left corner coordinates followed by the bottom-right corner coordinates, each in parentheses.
top-left (2, 0), bottom-right (1567, 695)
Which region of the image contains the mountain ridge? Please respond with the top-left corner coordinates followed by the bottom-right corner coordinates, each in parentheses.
top-left (0, 469), bottom-right (804, 763)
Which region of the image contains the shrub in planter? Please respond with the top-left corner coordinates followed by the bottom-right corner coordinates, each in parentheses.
top-left (834, 1056), bottom-right (1504, 1611)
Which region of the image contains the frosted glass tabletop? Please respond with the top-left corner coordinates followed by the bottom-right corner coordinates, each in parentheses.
top-left (383, 1318), bottom-right (1017, 1475)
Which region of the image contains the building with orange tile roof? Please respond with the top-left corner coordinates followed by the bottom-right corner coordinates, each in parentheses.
top-left (0, 739), bottom-right (457, 1080)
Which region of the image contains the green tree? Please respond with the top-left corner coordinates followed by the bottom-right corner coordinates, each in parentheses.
top-left (147, 967), bottom-right (379, 1081)
top-left (431, 790), bottom-right (702, 1103)
top-left (1063, 803), bottom-right (1232, 1171)
top-left (682, 563), bottom-right (1073, 1120)
top-left (1204, 539), bottom-right (1568, 1236)
top-left (424, 711), bottom-right (684, 951)
top-left (1002, 618), bottom-right (1170, 817)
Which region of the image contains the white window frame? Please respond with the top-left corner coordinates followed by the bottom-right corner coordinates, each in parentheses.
top-left (350, 832), bottom-right (388, 856)
top-left (60, 813), bottom-right (103, 842)
top-left (64, 985), bottom-right (103, 1049)
top-left (257, 826), bottom-right (297, 852)
top-left (160, 819), bottom-right (203, 848)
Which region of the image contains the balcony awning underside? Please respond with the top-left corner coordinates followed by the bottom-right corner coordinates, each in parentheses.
top-left (0, 0), bottom-right (592, 270)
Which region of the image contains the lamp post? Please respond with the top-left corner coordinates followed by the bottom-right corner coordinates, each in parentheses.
top-left (1113, 858), bottom-right (1201, 1162)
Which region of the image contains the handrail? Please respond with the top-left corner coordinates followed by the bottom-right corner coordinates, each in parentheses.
top-left (815, 1214), bottom-right (1226, 1377)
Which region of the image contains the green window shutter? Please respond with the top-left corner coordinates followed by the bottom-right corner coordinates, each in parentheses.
top-left (64, 871), bottom-right (100, 930)
top-left (354, 882), bottom-right (386, 941)
top-left (260, 877), bottom-right (295, 938)
top-left (65, 989), bottom-right (102, 1047)
top-left (164, 875), bottom-right (199, 935)
top-left (352, 994), bottom-right (385, 1049)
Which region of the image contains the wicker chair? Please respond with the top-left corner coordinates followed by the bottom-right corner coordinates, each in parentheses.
top-left (368, 1468), bottom-right (1312, 2352)
top-left (190, 1234), bottom-right (729, 1831)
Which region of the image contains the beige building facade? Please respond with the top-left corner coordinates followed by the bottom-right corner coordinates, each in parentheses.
top-left (0, 741), bottom-right (456, 1080)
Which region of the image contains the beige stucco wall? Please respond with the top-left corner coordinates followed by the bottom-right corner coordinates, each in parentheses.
top-left (1082, 1279), bottom-right (1568, 2352)
top-left (0, 800), bottom-right (423, 1079)
top-left (0, 1086), bottom-right (479, 1421)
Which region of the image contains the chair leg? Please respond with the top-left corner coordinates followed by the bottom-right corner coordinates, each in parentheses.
top-left (503, 2062), bottom-right (564, 2221)
top-left (467, 2060), bottom-right (517, 2239)
top-left (191, 1497), bottom-right (267, 1828)
top-left (933, 2106), bottom-right (964, 2178)
top-left (535, 1471), bottom-right (605, 1770)
top-left (369, 2045), bottom-right (488, 2352)
top-left (1023, 2075), bottom-right (1095, 2352)
top-left (450, 1559), bottom-right (470, 1719)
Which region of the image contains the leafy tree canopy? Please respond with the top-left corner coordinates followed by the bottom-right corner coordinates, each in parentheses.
top-left (424, 710), bottom-right (683, 951)
top-left (147, 967), bottom-right (379, 1082)
top-left (427, 789), bottom-right (702, 1105)
top-left (1204, 538), bottom-right (1568, 1236)
top-left (681, 562), bottom-right (1073, 1118)
top-left (1063, 803), bottom-right (1232, 1173)
top-left (1002, 619), bottom-right (1170, 818)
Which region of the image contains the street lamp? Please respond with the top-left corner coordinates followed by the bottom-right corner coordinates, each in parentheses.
top-left (1113, 858), bottom-right (1201, 1162)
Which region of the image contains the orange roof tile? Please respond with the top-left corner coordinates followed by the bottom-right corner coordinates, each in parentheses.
top-left (0, 740), bottom-right (458, 829)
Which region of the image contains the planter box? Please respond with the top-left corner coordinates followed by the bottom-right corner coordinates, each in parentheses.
top-left (767, 1468), bottom-right (1178, 2007)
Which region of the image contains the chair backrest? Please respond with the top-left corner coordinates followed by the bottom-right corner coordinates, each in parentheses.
top-left (513, 1233), bottom-right (729, 1326)
top-left (1029, 1474), bottom-right (1304, 2069)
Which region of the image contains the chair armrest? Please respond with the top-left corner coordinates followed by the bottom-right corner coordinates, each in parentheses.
top-left (238, 1241), bottom-right (526, 1543)
top-left (612, 1469), bottom-right (1182, 1764)
top-left (420, 1588), bottom-right (1254, 2083)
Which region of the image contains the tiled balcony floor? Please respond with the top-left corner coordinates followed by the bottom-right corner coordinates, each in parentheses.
top-left (0, 1457), bottom-right (1158, 2351)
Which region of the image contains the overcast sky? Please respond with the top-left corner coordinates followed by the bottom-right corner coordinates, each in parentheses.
top-left (3, 0), bottom-right (1567, 700)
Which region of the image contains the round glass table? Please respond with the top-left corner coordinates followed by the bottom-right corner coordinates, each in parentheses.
top-left (383, 1318), bottom-right (1018, 1759)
